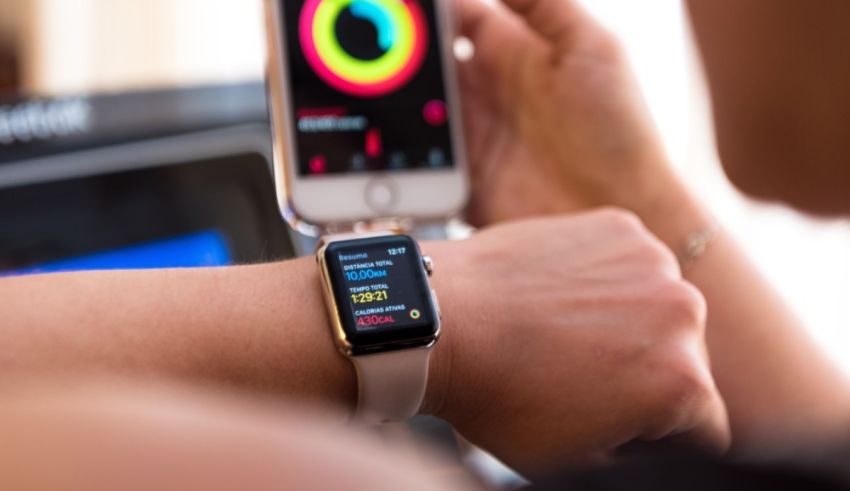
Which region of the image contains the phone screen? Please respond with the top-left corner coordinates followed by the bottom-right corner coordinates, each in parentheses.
top-left (280, 0), bottom-right (457, 176)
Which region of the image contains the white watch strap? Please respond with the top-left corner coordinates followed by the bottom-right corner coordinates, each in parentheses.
top-left (351, 346), bottom-right (432, 425)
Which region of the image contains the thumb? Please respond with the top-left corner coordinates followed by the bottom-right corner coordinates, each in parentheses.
top-left (450, 0), bottom-right (512, 103)
top-left (451, 0), bottom-right (542, 87)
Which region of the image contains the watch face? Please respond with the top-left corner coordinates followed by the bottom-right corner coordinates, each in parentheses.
top-left (323, 235), bottom-right (438, 353)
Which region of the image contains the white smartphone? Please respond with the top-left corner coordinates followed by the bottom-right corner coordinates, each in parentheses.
top-left (265, 0), bottom-right (469, 230)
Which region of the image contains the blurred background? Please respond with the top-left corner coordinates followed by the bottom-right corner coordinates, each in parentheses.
top-left (0, 0), bottom-right (847, 373)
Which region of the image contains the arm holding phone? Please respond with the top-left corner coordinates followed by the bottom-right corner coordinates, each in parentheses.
top-left (454, 0), bottom-right (850, 451)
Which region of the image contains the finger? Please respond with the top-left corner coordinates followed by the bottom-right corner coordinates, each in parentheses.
top-left (451, 0), bottom-right (511, 117)
top-left (669, 337), bottom-right (732, 455)
top-left (498, 0), bottom-right (595, 50)
top-left (451, 0), bottom-right (545, 97)
top-left (453, 0), bottom-right (492, 43)
top-left (679, 386), bottom-right (732, 455)
top-left (453, 0), bottom-right (517, 74)
top-left (451, 0), bottom-right (492, 87)
top-left (639, 338), bottom-right (731, 455)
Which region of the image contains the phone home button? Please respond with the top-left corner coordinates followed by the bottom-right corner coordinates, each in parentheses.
top-left (365, 178), bottom-right (398, 213)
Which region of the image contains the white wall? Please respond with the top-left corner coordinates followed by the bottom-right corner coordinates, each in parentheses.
top-left (18, 0), bottom-right (265, 95)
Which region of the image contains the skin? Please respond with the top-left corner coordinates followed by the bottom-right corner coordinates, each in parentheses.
top-left (5, 0), bottom-right (849, 487)
top-left (0, 380), bottom-right (478, 491)
top-left (453, 0), bottom-right (850, 451)
top-left (0, 213), bottom-right (728, 476)
top-left (686, 0), bottom-right (850, 215)
top-left (432, 213), bottom-right (728, 472)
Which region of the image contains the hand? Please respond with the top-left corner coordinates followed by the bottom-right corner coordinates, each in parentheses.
top-left (424, 211), bottom-right (730, 474)
top-left (455, 0), bottom-right (682, 226)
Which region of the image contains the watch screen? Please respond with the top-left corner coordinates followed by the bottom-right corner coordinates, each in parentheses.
top-left (279, 0), bottom-right (457, 176)
top-left (324, 235), bottom-right (437, 350)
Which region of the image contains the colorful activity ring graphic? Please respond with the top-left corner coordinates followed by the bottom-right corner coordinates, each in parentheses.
top-left (300, 0), bottom-right (429, 97)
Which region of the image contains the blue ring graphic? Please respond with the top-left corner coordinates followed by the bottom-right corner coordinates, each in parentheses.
top-left (349, 0), bottom-right (396, 52)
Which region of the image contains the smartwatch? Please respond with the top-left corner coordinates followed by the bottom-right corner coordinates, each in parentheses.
top-left (316, 233), bottom-right (441, 424)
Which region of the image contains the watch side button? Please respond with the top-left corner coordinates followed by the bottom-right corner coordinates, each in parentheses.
top-left (422, 256), bottom-right (434, 276)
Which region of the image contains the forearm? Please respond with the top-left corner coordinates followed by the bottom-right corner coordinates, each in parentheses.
top-left (0, 259), bottom-right (357, 410)
top-left (686, 0), bottom-right (850, 214)
top-left (0, 246), bottom-right (461, 417)
top-left (637, 172), bottom-right (850, 449)
top-left (690, 231), bottom-right (850, 450)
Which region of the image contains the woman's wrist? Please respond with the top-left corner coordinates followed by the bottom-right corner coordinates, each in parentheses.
top-left (272, 240), bottom-right (470, 421)
top-left (255, 258), bottom-right (357, 412)
top-left (419, 240), bottom-right (468, 419)
top-left (645, 183), bottom-right (716, 265)
top-left (418, 238), bottom-right (505, 426)
top-left (616, 162), bottom-right (717, 262)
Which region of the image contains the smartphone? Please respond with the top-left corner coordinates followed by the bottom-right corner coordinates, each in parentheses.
top-left (265, 0), bottom-right (468, 229)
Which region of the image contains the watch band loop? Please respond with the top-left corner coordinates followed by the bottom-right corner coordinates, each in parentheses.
top-left (351, 346), bottom-right (432, 424)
